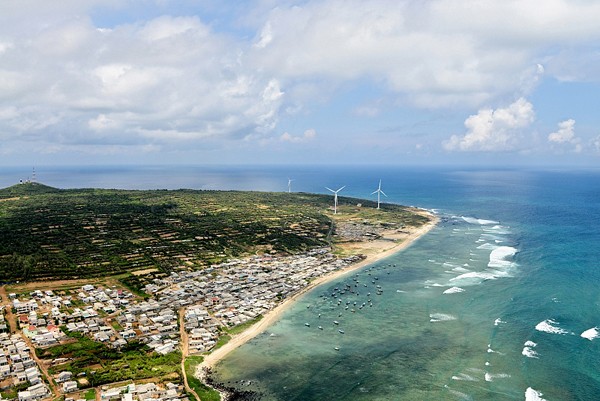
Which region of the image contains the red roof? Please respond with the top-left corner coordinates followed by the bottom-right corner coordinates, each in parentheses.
top-left (19, 315), bottom-right (28, 322)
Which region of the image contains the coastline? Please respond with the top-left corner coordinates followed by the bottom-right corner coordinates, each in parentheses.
top-left (199, 212), bottom-right (439, 371)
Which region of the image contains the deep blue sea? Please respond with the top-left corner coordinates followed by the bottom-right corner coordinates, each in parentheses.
top-left (2, 165), bottom-right (599, 400)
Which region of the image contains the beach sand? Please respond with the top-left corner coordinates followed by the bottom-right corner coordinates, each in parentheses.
top-left (199, 212), bottom-right (438, 370)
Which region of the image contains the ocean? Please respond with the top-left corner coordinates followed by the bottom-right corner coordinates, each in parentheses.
top-left (2, 165), bottom-right (599, 400)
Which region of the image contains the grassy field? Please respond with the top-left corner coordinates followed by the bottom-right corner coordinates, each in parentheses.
top-left (39, 332), bottom-right (181, 387)
top-left (0, 182), bottom-right (429, 282)
top-left (184, 356), bottom-right (220, 401)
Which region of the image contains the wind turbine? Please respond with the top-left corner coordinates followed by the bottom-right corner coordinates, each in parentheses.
top-left (288, 178), bottom-right (294, 193)
top-left (325, 186), bottom-right (345, 214)
top-left (371, 179), bottom-right (387, 209)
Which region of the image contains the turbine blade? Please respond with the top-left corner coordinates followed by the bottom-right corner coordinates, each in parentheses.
top-left (325, 187), bottom-right (335, 193)
top-left (371, 190), bottom-right (378, 195)
top-left (380, 190), bottom-right (387, 197)
top-left (337, 186), bottom-right (345, 192)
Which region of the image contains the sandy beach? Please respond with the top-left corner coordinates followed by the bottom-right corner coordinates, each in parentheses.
top-left (199, 212), bottom-right (438, 370)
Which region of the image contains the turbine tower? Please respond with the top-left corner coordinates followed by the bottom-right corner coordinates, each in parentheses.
top-left (288, 178), bottom-right (294, 193)
top-left (325, 186), bottom-right (345, 214)
top-left (371, 179), bottom-right (387, 209)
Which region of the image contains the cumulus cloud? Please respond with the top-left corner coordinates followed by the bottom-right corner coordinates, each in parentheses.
top-left (548, 119), bottom-right (576, 143)
top-left (280, 129), bottom-right (317, 143)
top-left (0, 9), bottom-right (284, 154)
top-left (443, 98), bottom-right (535, 151)
top-left (248, 0), bottom-right (600, 108)
top-left (3, 1), bottom-right (600, 161)
top-left (548, 119), bottom-right (582, 152)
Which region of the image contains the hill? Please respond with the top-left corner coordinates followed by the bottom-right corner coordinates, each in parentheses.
top-left (0, 185), bottom-right (430, 282)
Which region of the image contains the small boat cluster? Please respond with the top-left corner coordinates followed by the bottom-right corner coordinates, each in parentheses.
top-left (303, 262), bottom-right (397, 351)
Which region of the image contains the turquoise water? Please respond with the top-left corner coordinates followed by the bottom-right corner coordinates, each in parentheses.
top-left (207, 168), bottom-right (600, 400)
top-left (2, 166), bottom-right (599, 399)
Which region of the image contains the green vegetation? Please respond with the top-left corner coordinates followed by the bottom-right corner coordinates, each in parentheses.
top-left (118, 274), bottom-right (151, 298)
top-left (110, 320), bottom-right (123, 331)
top-left (39, 331), bottom-right (181, 387)
top-left (213, 335), bottom-right (231, 351)
top-left (0, 182), bottom-right (429, 282)
top-left (84, 389), bottom-right (96, 400)
top-left (184, 356), bottom-right (220, 401)
top-left (1, 382), bottom-right (29, 399)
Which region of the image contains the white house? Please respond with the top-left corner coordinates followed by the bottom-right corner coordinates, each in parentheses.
top-left (62, 381), bottom-right (78, 393)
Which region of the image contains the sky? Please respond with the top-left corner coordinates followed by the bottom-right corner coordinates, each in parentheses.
top-left (1, 0), bottom-right (600, 168)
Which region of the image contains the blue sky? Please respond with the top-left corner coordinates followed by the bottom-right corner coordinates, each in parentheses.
top-left (1, 0), bottom-right (600, 167)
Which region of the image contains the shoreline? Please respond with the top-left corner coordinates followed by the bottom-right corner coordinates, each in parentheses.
top-left (199, 212), bottom-right (439, 371)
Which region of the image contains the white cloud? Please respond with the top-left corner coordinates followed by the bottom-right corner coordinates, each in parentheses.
top-left (548, 119), bottom-right (582, 152)
top-left (281, 129), bottom-right (317, 143)
top-left (3, 1), bottom-right (600, 162)
top-left (548, 119), bottom-right (576, 143)
top-left (443, 98), bottom-right (535, 151)
top-left (248, 0), bottom-right (600, 107)
top-left (592, 135), bottom-right (600, 153)
top-left (253, 21), bottom-right (273, 48)
top-left (0, 11), bottom-right (284, 152)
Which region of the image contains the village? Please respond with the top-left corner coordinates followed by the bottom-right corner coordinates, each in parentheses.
top-left (0, 247), bottom-right (363, 401)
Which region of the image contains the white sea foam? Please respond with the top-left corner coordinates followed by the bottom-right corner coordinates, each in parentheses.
top-left (494, 318), bottom-right (505, 326)
top-left (525, 387), bottom-right (547, 401)
top-left (450, 271), bottom-right (497, 284)
top-left (430, 313), bottom-right (457, 322)
top-left (477, 243), bottom-right (498, 250)
top-left (486, 225), bottom-right (511, 235)
top-left (535, 319), bottom-right (569, 335)
top-left (581, 327), bottom-right (599, 340)
top-left (451, 373), bottom-right (478, 382)
top-left (522, 340), bottom-right (538, 357)
top-left (484, 373), bottom-right (510, 382)
top-left (486, 347), bottom-right (504, 355)
top-left (462, 216), bottom-right (499, 225)
top-left (522, 346), bottom-right (539, 358)
top-left (443, 287), bottom-right (466, 294)
top-left (488, 246), bottom-right (517, 269)
top-left (481, 233), bottom-right (504, 242)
